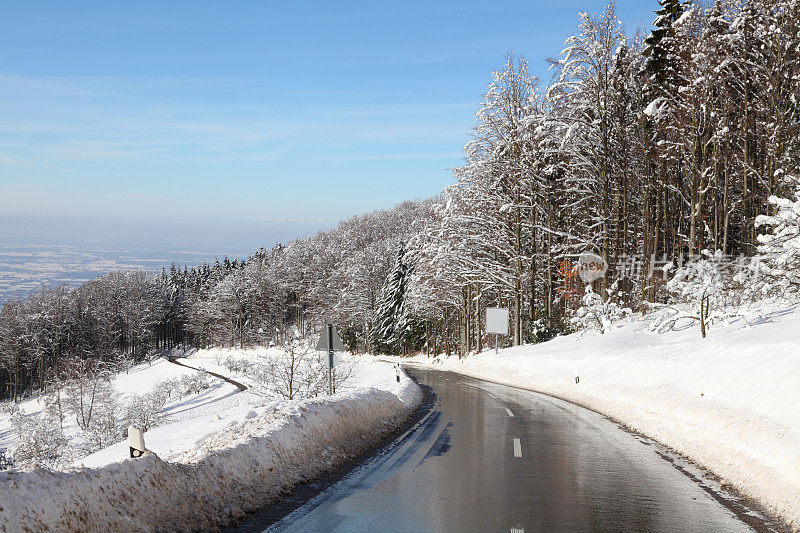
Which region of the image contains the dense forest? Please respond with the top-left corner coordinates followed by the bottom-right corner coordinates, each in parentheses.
top-left (2, 0), bottom-right (800, 401)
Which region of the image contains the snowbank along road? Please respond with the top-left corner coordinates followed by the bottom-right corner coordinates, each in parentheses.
top-left (0, 369), bottom-right (423, 532)
top-left (243, 368), bottom-right (786, 532)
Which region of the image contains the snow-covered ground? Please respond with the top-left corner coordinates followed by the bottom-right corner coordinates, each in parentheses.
top-left (0, 350), bottom-right (422, 531)
top-left (178, 346), bottom-right (400, 394)
top-left (73, 349), bottom-right (399, 469)
top-left (394, 303), bottom-right (800, 529)
top-left (0, 349), bottom-right (403, 468)
top-left (0, 357), bottom-right (210, 461)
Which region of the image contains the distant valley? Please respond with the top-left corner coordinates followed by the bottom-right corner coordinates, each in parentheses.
top-left (0, 241), bottom-right (252, 304)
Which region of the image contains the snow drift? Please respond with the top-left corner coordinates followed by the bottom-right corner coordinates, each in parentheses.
top-left (0, 373), bottom-right (422, 532)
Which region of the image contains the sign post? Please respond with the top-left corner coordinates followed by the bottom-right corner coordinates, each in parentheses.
top-left (316, 323), bottom-right (346, 395)
top-left (327, 324), bottom-right (333, 394)
top-left (486, 307), bottom-right (509, 354)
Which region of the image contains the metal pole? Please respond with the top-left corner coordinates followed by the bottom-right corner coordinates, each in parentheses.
top-left (495, 333), bottom-right (499, 354)
top-left (327, 324), bottom-right (333, 395)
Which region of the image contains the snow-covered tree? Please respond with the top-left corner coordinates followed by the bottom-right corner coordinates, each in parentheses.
top-left (178, 372), bottom-right (211, 396)
top-left (0, 447), bottom-right (13, 470)
top-left (61, 358), bottom-right (115, 432)
top-left (572, 281), bottom-right (630, 334)
top-left (10, 409), bottom-right (69, 468)
top-left (372, 242), bottom-right (413, 354)
top-left (753, 187), bottom-right (800, 296)
top-left (124, 386), bottom-right (169, 432)
top-left (253, 331), bottom-right (325, 399)
top-left (549, 2), bottom-right (628, 276)
top-left (80, 394), bottom-right (122, 454)
top-left (664, 250), bottom-right (734, 337)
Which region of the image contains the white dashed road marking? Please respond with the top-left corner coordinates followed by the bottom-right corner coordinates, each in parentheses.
top-left (513, 438), bottom-right (522, 458)
top-left (505, 408), bottom-right (514, 417)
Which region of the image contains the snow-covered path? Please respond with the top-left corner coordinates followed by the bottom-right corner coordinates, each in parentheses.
top-left (167, 355), bottom-right (248, 391)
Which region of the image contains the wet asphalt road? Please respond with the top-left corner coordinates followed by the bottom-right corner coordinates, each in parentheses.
top-left (260, 368), bottom-right (766, 532)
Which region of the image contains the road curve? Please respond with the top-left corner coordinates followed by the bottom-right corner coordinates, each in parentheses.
top-left (167, 356), bottom-right (248, 391)
top-left (244, 368), bottom-right (780, 532)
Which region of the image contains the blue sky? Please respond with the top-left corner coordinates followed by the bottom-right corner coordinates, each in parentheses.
top-left (0, 1), bottom-right (660, 242)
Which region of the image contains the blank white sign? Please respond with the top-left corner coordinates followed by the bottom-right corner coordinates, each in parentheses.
top-left (486, 307), bottom-right (509, 334)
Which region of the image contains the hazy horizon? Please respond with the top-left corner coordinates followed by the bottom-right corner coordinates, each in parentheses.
top-left (0, 213), bottom-right (335, 303)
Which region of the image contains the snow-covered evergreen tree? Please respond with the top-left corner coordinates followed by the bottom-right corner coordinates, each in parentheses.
top-left (393, 258), bottom-right (426, 354)
top-left (753, 187), bottom-right (800, 296)
top-left (371, 242), bottom-right (412, 354)
top-left (644, 0), bottom-right (689, 85)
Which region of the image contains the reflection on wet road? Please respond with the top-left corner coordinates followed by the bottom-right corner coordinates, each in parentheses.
top-left (264, 368), bottom-right (759, 532)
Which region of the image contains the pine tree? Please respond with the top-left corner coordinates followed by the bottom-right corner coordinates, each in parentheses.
top-left (644, 0), bottom-right (689, 85)
top-left (393, 257), bottom-right (426, 354)
top-left (371, 242), bottom-right (412, 354)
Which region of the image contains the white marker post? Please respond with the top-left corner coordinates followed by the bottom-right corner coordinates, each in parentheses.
top-left (486, 307), bottom-right (509, 354)
top-left (129, 425), bottom-right (146, 458)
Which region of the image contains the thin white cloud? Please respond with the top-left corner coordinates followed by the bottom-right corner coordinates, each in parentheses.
top-left (313, 152), bottom-right (461, 162)
top-left (0, 70), bottom-right (468, 184)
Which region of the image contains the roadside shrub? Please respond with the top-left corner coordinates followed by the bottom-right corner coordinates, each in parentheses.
top-left (124, 388), bottom-right (169, 432)
top-left (529, 316), bottom-right (573, 344)
top-left (153, 378), bottom-right (180, 401)
top-left (0, 402), bottom-right (20, 416)
top-left (179, 372), bottom-right (211, 395)
top-left (0, 448), bottom-right (13, 470)
top-left (223, 356), bottom-right (251, 375)
top-left (572, 282), bottom-right (631, 334)
top-left (10, 411), bottom-right (70, 468)
top-left (79, 396), bottom-right (122, 454)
